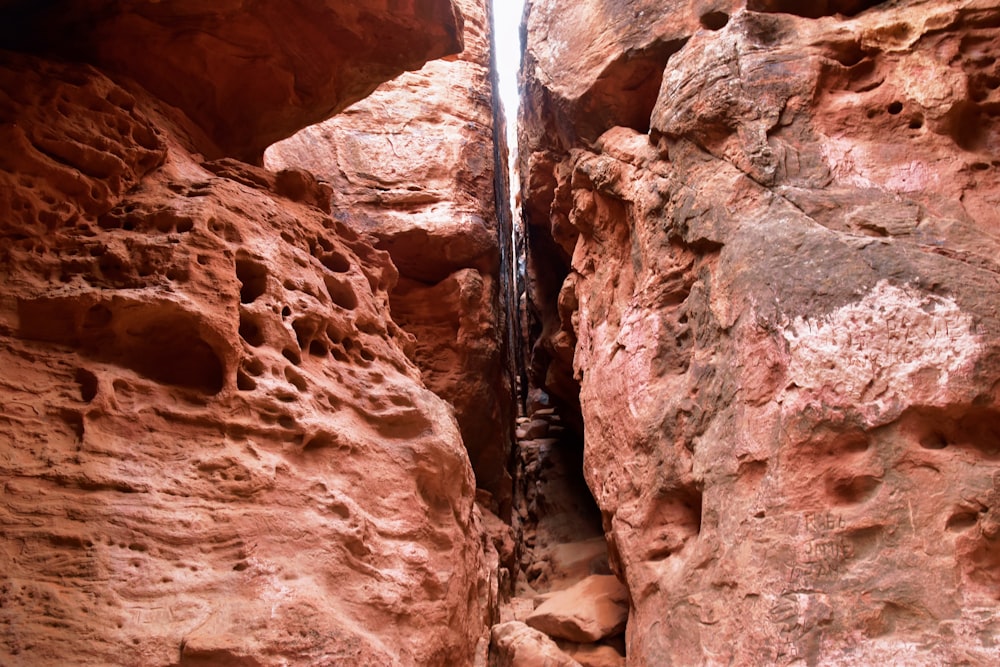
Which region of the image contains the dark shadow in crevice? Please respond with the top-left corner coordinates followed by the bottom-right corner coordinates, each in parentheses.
top-left (570, 37), bottom-right (689, 144)
top-left (747, 0), bottom-right (890, 19)
top-left (19, 296), bottom-right (225, 395)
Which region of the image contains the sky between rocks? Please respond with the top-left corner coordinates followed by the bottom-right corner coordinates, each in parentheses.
top-left (493, 0), bottom-right (525, 149)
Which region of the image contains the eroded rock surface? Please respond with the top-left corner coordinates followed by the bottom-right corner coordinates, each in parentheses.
top-left (520, 0), bottom-right (1000, 664)
top-left (267, 0), bottom-right (517, 518)
top-left (490, 621), bottom-right (583, 667)
top-left (0, 4), bottom-right (491, 664)
top-left (0, 0), bottom-right (463, 162)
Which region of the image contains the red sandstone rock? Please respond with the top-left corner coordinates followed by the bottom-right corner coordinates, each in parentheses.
top-left (489, 621), bottom-right (583, 667)
top-left (266, 0), bottom-right (517, 518)
top-left (526, 575), bottom-right (628, 643)
top-left (0, 0), bottom-right (463, 162)
top-left (556, 642), bottom-right (626, 667)
top-left (520, 418), bottom-right (550, 439)
top-left (513, 430), bottom-right (606, 594)
top-left (520, 0), bottom-right (1000, 664)
top-left (0, 43), bottom-right (489, 667)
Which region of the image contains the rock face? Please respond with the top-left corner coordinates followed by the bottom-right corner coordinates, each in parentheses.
top-left (266, 0), bottom-right (518, 518)
top-left (0, 3), bottom-right (491, 665)
top-left (0, 0), bottom-right (464, 162)
top-left (520, 0), bottom-right (1000, 664)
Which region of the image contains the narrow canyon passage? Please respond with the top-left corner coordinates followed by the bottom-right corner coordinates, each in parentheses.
top-left (2, 1), bottom-right (1000, 666)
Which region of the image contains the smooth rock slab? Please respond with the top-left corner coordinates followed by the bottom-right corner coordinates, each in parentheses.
top-left (557, 642), bottom-right (626, 667)
top-left (526, 575), bottom-right (628, 643)
top-left (266, 0), bottom-right (517, 516)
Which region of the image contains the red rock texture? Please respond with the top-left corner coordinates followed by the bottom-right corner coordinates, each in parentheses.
top-left (0, 4), bottom-right (494, 664)
top-left (490, 621), bottom-right (583, 667)
top-left (520, 0), bottom-right (1000, 664)
top-left (526, 575), bottom-right (628, 644)
top-left (266, 0), bottom-right (518, 518)
top-left (0, 0), bottom-right (464, 163)
top-left (512, 412), bottom-right (606, 593)
top-left (498, 407), bottom-right (621, 666)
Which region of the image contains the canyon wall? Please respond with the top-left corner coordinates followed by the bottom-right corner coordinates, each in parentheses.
top-left (519, 0), bottom-right (1000, 664)
top-left (0, 2), bottom-right (497, 665)
top-left (266, 0), bottom-right (518, 519)
top-left (6, 0), bottom-right (1000, 663)
top-left (0, 0), bottom-right (463, 163)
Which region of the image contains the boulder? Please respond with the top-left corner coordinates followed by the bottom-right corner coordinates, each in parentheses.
top-left (489, 621), bottom-right (582, 667)
top-left (526, 575), bottom-right (628, 643)
top-left (556, 642), bottom-right (626, 667)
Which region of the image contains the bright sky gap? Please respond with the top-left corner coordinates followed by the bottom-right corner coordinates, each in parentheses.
top-left (492, 0), bottom-right (525, 152)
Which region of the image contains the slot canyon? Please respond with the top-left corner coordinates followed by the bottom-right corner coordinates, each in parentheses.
top-left (1, 0), bottom-right (999, 665)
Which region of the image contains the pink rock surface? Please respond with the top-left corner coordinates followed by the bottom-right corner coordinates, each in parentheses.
top-left (526, 575), bottom-right (629, 643)
top-left (267, 0), bottom-right (518, 517)
top-left (490, 621), bottom-right (582, 667)
top-left (0, 40), bottom-right (489, 667)
top-left (520, 0), bottom-right (1000, 664)
top-left (556, 642), bottom-right (626, 667)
